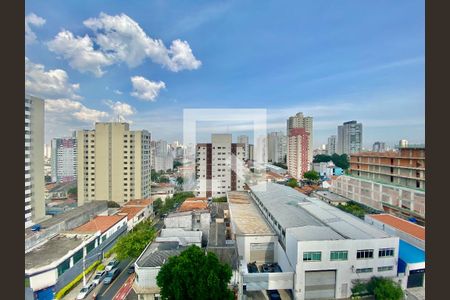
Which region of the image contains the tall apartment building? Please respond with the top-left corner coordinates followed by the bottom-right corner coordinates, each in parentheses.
top-left (350, 147), bottom-right (425, 190)
top-left (195, 134), bottom-right (246, 197)
top-left (237, 135), bottom-right (250, 160)
top-left (151, 140), bottom-right (174, 172)
top-left (76, 122), bottom-right (151, 205)
top-left (25, 95), bottom-right (45, 228)
top-left (267, 131), bottom-right (287, 163)
top-left (326, 135), bottom-right (336, 155)
top-left (51, 137), bottom-right (77, 183)
top-left (287, 112), bottom-right (313, 164)
top-left (337, 120), bottom-right (363, 155)
top-left (372, 141), bottom-right (386, 152)
top-left (287, 128), bottom-right (310, 179)
top-left (399, 139), bottom-right (409, 148)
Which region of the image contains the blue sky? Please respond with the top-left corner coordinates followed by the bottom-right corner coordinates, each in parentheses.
top-left (25, 0), bottom-right (424, 148)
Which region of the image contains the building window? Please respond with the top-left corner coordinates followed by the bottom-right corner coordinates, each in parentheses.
top-left (356, 249), bottom-right (374, 259)
top-left (356, 268), bottom-right (373, 273)
top-left (330, 250), bottom-right (348, 261)
top-left (303, 251), bottom-right (321, 261)
top-left (378, 248), bottom-right (394, 257)
top-left (378, 266), bottom-right (394, 272)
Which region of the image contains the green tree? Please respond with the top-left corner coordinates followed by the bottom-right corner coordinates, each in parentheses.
top-left (159, 176), bottom-right (170, 183)
top-left (176, 176), bottom-right (184, 185)
top-left (156, 245), bottom-right (233, 300)
top-left (153, 198), bottom-right (163, 215)
top-left (367, 277), bottom-right (403, 300)
top-left (112, 221), bottom-right (156, 260)
top-left (212, 197), bottom-right (227, 203)
top-left (303, 170), bottom-right (320, 181)
top-left (272, 162), bottom-right (287, 169)
top-left (107, 201), bottom-right (120, 208)
top-left (331, 153), bottom-right (350, 170)
top-left (68, 187), bottom-right (77, 196)
top-left (313, 154), bottom-right (332, 163)
top-left (287, 178), bottom-right (298, 188)
top-left (173, 160), bottom-right (183, 169)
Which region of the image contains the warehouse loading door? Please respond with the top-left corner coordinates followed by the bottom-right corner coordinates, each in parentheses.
top-left (407, 269), bottom-right (425, 288)
top-left (249, 242), bottom-right (274, 263)
top-left (305, 270), bottom-right (336, 300)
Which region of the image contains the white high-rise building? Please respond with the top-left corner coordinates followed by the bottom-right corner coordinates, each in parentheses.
top-left (151, 140), bottom-right (174, 172)
top-left (267, 131), bottom-right (287, 163)
top-left (51, 137), bottom-right (77, 183)
top-left (337, 121), bottom-right (363, 155)
top-left (399, 139), bottom-right (409, 148)
top-left (287, 112), bottom-right (313, 174)
top-left (195, 134), bottom-right (246, 197)
top-left (76, 122), bottom-right (151, 205)
top-left (44, 144), bottom-right (52, 159)
top-left (25, 95), bottom-right (45, 228)
top-left (327, 135), bottom-right (337, 155)
top-left (237, 135), bottom-right (250, 160)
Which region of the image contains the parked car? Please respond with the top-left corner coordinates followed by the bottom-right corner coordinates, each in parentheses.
top-left (105, 259), bottom-right (119, 271)
top-left (76, 282), bottom-right (95, 299)
top-left (104, 268), bottom-right (121, 284)
top-left (92, 270), bottom-right (107, 285)
top-left (128, 265), bottom-right (135, 274)
top-left (267, 290), bottom-right (281, 300)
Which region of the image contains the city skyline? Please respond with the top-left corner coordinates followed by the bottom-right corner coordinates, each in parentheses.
top-left (26, 0), bottom-right (424, 148)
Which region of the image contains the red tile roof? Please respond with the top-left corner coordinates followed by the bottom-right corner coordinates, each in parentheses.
top-left (370, 214), bottom-right (425, 241)
top-left (124, 199), bottom-right (153, 207)
top-left (117, 206), bottom-right (145, 220)
top-left (72, 215), bottom-right (127, 234)
top-left (178, 199), bottom-right (208, 212)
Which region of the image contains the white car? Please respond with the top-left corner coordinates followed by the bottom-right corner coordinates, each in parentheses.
top-left (76, 282), bottom-right (95, 299)
top-left (105, 259), bottom-right (119, 271)
top-left (92, 270), bottom-right (107, 285)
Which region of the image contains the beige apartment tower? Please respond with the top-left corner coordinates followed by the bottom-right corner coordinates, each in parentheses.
top-left (25, 95), bottom-right (45, 228)
top-left (77, 122), bottom-right (151, 205)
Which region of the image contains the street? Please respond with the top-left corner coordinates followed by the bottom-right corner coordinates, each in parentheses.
top-left (95, 258), bottom-right (133, 299)
top-left (94, 219), bottom-right (164, 300)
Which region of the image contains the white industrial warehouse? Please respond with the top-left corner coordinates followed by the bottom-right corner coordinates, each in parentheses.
top-left (228, 182), bottom-right (400, 300)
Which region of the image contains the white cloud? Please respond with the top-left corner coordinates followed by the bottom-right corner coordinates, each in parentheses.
top-left (167, 39), bottom-right (202, 72)
top-left (113, 89), bottom-right (123, 95)
top-left (47, 13), bottom-right (201, 76)
top-left (47, 30), bottom-right (114, 77)
top-left (105, 100), bottom-right (136, 122)
top-left (25, 57), bottom-right (81, 100)
top-left (130, 76), bottom-right (166, 101)
top-left (45, 98), bottom-right (108, 122)
top-left (25, 13), bottom-right (46, 44)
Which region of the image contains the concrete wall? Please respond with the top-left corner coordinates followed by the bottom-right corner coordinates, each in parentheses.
top-left (330, 175), bottom-right (425, 219)
top-left (164, 214), bottom-right (192, 229)
top-left (236, 235), bottom-right (278, 264)
top-left (290, 237), bottom-right (400, 300)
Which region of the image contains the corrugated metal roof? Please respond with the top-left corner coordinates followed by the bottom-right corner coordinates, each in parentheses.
top-left (250, 182), bottom-right (390, 240)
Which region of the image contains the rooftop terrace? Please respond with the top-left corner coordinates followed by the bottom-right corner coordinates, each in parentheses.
top-left (227, 191), bottom-right (274, 236)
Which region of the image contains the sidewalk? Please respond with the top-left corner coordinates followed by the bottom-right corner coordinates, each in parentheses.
top-left (62, 255), bottom-right (117, 300)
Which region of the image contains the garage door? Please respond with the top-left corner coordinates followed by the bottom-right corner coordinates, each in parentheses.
top-left (249, 242), bottom-right (274, 263)
top-left (305, 270), bottom-right (336, 300)
top-left (407, 269), bottom-right (425, 288)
